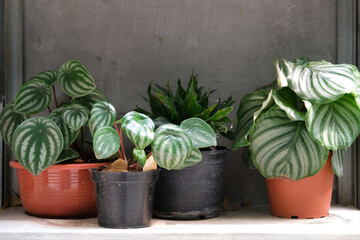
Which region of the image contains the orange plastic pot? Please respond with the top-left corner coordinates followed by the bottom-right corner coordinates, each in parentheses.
top-left (265, 156), bottom-right (334, 219)
top-left (10, 160), bottom-right (110, 218)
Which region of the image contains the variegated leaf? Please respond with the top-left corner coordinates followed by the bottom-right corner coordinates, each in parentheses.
top-left (273, 87), bottom-right (305, 121)
top-left (55, 148), bottom-right (80, 164)
top-left (48, 107), bottom-right (79, 148)
top-left (280, 59), bottom-right (360, 103)
top-left (93, 126), bottom-right (120, 159)
top-left (14, 80), bottom-right (52, 114)
top-left (121, 111), bottom-right (155, 149)
top-left (180, 118), bottom-right (216, 148)
top-left (173, 148), bottom-right (202, 170)
top-left (133, 147), bottom-right (146, 167)
top-left (58, 60), bottom-right (96, 98)
top-left (62, 104), bottom-right (89, 130)
top-left (331, 148), bottom-right (347, 177)
top-left (29, 70), bottom-right (57, 86)
top-left (152, 124), bottom-right (192, 170)
top-left (89, 101), bottom-right (116, 136)
top-left (305, 94), bottom-right (360, 150)
top-left (11, 117), bottom-right (64, 176)
top-left (249, 106), bottom-right (328, 180)
top-left (71, 89), bottom-right (108, 112)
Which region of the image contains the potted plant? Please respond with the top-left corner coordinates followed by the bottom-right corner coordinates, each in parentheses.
top-left (232, 58), bottom-right (360, 219)
top-left (136, 73), bottom-right (234, 219)
top-left (89, 109), bottom-right (217, 228)
top-left (0, 60), bottom-right (111, 218)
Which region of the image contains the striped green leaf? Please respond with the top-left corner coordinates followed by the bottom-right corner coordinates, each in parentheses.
top-left (133, 147), bottom-right (146, 167)
top-left (273, 87), bottom-right (305, 121)
top-left (11, 117), bottom-right (64, 176)
top-left (48, 107), bottom-right (79, 148)
top-left (70, 89), bottom-right (108, 112)
top-left (55, 148), bottom-right (80, 164)
top-left (152, 124), bottom-right (192, 170)
top-left (29, 70), bottom-right (57, 86)
top-left (331, 149), bottom-right (347, 177)
top-left (305, 94), bottom-right (360, 150)
top-left (14, 80), bottom-right (52, 114)
top-left (62, 104), bottom-right (89, 130)
top-left (58, 60), bottom-right (96, 98)
top-left (0, 102), bottom-right (29, 145)
top-left (89, 101), bottom-right (116, 136)
top-left (242, 147), bottom-right (256, 169)
top-left (280, 59), bottom-right (360, 104)
top-left (93, 126), bottom-right (120, 159)
top-left (121, 111), bottom-right (155, 149)
top-left (173, 148), bottom-right (202, 170)
top-left (180, 117), bottom-right (216, 148)
top-left (249, 106), bottom-right (328, 180)
top-left (232, 90), bottom-right (274, 149)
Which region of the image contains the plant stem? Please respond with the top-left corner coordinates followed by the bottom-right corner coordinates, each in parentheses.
top-left (47, 106), bottom-right (52, 113)
top-left (113, 123), bottom-right (127, 162)
top-left (52, 85), bottom-right (59, 108)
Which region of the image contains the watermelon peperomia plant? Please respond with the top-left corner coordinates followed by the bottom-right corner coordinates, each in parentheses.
top-left (0, 60), bottom-right (109, 176)
top-left (233, 58), bottom-right (360, 180)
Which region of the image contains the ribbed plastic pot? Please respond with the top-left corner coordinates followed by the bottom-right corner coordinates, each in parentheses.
top-left (90, 169), bottom-right (159, 229)
top-left (266, 156), bottom-right (334, 219)
top-left (153, 147), bottom-right (228, 220)
top-left (10, 160), bottom-right (110, 218)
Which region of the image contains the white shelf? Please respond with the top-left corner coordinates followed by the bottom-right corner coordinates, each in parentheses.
top-left (1, 205), bottom-right (360, 240)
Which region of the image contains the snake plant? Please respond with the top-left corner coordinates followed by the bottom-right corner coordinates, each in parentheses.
top-left (0, 60), bottom-right (108, 176)
top-left (233, 58), bottom-right (360, 180)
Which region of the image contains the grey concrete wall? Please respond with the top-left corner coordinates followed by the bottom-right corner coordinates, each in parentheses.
top-left (22, 0), bottom-right (337, 205)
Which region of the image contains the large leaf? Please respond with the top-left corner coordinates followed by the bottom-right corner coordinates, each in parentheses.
top-left (48, 107), bottom-right (79, 148)
top-left (152, 124), bottom-right (192, 170)
top-left (11, 117), bottom-right (64, 176)
top-left (280, 59), bottom-right (360, 103)
top-left (14, 80), bottom-right (52, 114)
top-left (173, 148), bottom-right (202, 170)
top-left (273, 87), bottom-right (305, 121)
top-left (58, 60), bottom-right (96, 98)
top-left (93, 126), bottom-right (120, 159)
top-left (232, 90), bottom-right (273, 149)
top-left (121, 111), bottom-right (155, 149)
top-left (29, 70), bottom-right (57, 86)
top-left (249, 106), bottom-right (328, 180)
top-left (55, 148), bottom-right (80, 164)
top-left (180, 117), bottom-right (216, 148)
top-left (0, 102), bottom-right (29, 145)
top-left (70, 89), bottom-right (108, 112)
top-left (89, 101), bottom-right (116, 136)
top-left (331, 148), bottom-right (347, 177)
top-left (242, 147), bottom-right (256, 169)
top-left (305, 94), bottom-right (360, 150)
top-left (62, 104), bottom-right (89, 130)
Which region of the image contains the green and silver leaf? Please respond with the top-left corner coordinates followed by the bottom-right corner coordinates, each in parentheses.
top-left (0, 102), bottom-right (29, 145)
top-left (331, 148), bottom-right (347, 177)
top-left (121, 111), bottom-right (155, 149)
top-left (11, 117), bottom-right (64, 176)
top-left (249, 106), bottom-right (328, 180)
top-left (89, 101), bottom-right (116, 136)
top-left (173, 148), bottom-right (202, 170)
top-left (58, 60), bottom-right (96, 98)
top-left (180, 117), bottom-right (216, 148)
top-left (305, 94), bottom-right (360, 150)
top-left (93, 126), bottom-right (120, 159)
top-left (55, 148), bottom-right (80, 164)
top-left (70, 89), bottom-right (108, 112)
top-left (152, 124), bottom-right (192, 170)
top-left (273, 87), bottom-right (305, 121)
top-left (29, 70), bottom-right (57, 86)
top-left (133, 147), bottom-right (147, 167)
top-left (62, 104), bottom-right (89, 130)
top-left (14, 80), bottom-right (52, 115)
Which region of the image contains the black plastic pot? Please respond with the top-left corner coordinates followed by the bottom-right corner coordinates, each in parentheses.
top-left (153, 147), bottom-right (228, 220)
top-left (90, 169), bottom-right (159, 228)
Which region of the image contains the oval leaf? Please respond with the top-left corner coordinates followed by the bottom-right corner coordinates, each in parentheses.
top-left (273, 87), bottom-right (305, 121)
top-left (173, 148), bottom-right (202, 170)
top-left (0, 102), bottom-right (29, 145)
top-left (62, 104), bottom-right (89, 130)
top-left (249, 106), bottom-right (328, 180)
top-left (29, 70), bottom-right (57, 86)
top-left (133, 147), bottom-right (146, 167)
top-left (11, 117), bottom-right (64, 176)
top-left (331, 149), bottom-right (347, 177)
top-left (55, 148), bottom-right (80, 164)
top-left (121, 111), bottom-right (155, 149)
top-left (93, 126), bottom-right (120, 159)
top-left (152, 124), bottom-right (192, 170)
top-left (14, 80), bottom-right (52, 114)
top-left (89, 101), bottom-right (116, 136)
top-left (71, 89), bottom-right (108, 112)
top-left (180, 117), bottom-right (216, 148)
top-left (58, 60), bottom-right (96, 98)
top-left (305, 94), bottom-right (360, 150)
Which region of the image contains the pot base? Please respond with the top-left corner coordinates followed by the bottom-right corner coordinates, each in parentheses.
top-left (154, 207), bottom-right (219, 220)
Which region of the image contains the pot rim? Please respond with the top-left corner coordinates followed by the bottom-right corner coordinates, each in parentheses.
top-left (9, 160), bottom-right (110, 170)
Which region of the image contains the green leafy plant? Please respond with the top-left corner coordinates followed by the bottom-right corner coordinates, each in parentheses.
top-left (233, 58), bottom-right (360, 180)
top-left (135, 73), bottom-right (234, 135)
top-left (0, 60), bottom-right (108, 175)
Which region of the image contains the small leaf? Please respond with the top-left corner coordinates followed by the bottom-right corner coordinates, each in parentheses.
top-left (55, 148), bottom-right (80, 164)
top-left (71, 89), bottom-right (108, 112)
top-left (29, 70), bottom-right (57, 86)
top-left (89, 101), bottom-right (116, 136)
top-left (173, 148), bottom-right (202, 170)
top-left (180, 117), bottom-right (216, 148)
top-left (93, 126), bottom-right (120, 159)
top-left (331, 149), bottom-right (347, 177)
top-left (206, 106), bottom-right (233, 122)
top-left (133, 147), bottom-right (146, 167)
top-left (273, 87), bottom-right (305, 121)
top-left (62, 104), bottom-right (89, 130)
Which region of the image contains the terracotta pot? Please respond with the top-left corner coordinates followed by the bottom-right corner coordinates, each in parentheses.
top-left (10, 160), bottom-right (110, 218)
top-left (265, 156), bottom-right (334, 219)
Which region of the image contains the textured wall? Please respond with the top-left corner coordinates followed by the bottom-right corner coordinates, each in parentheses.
top-left (23, 0), bottom-right (337, 205)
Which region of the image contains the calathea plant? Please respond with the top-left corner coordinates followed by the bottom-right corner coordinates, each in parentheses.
top-left (0, 60), bottom-right (108, 176)
top-left (233, 58), bottom-right (360, 180)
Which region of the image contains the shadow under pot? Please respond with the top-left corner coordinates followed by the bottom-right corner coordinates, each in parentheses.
top-left (153, 147), bottom-right (228, 220)
top-left (90, 169), bottom-right (159, 228)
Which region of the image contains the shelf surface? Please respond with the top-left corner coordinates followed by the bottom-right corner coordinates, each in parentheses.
top-left (0, 205), bottom-right (360, 240)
